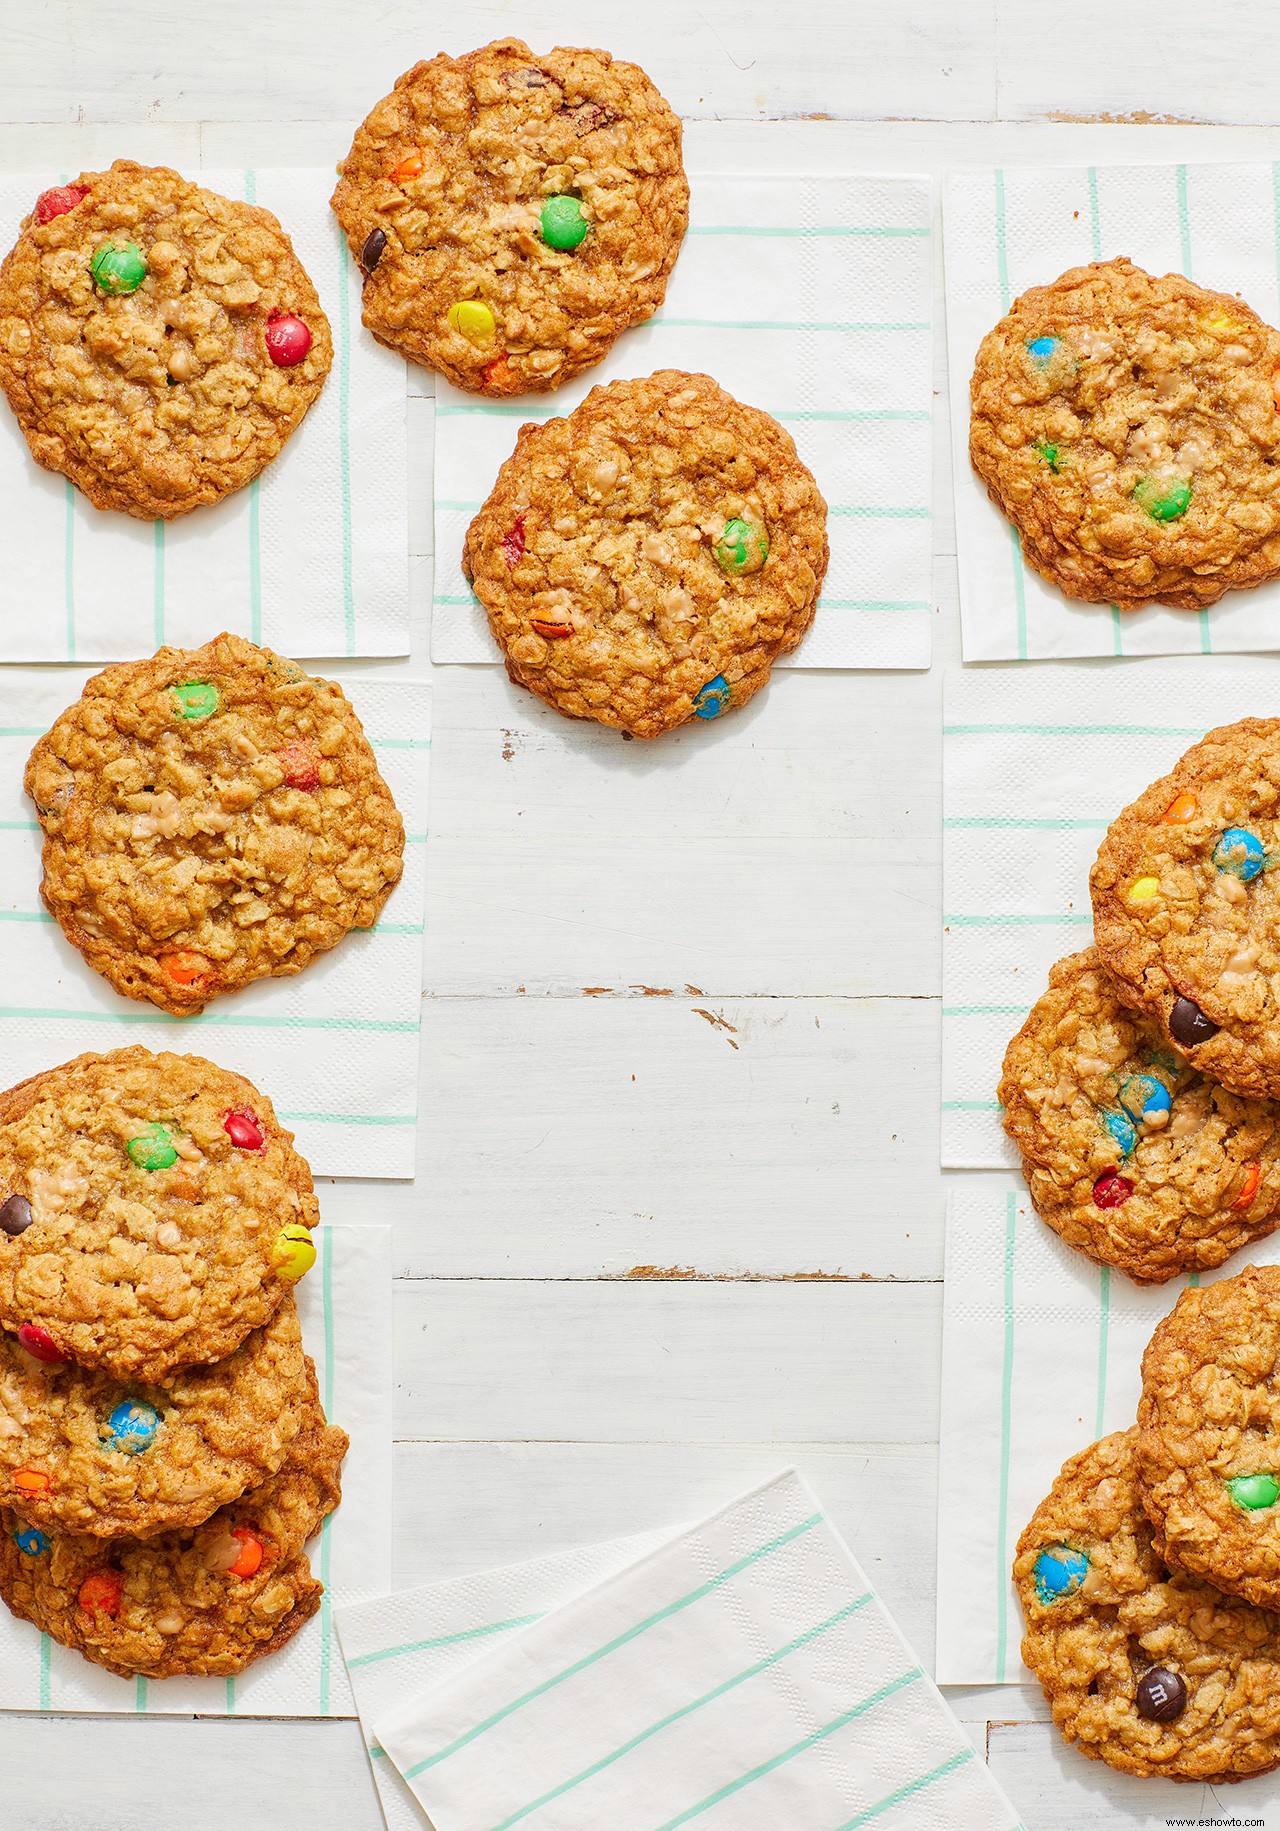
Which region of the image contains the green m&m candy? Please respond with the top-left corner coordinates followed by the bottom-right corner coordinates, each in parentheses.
top-left (126, 1124), bottom-right (179, 1173)
top-left (91, 238), bottom-right (147, 296)
top-left (714, 518), bottom-right (769, 577)
top-left (1035, 441), bottom-right (1063, 473)
top-left (1227, 1472), bottom-right (1280, 1511)
top-left (540, 195), bottom-right (588, 251)
top-left (171, 681), bottom-right (218, 721)
top-left (1133, 475), bottom-right (1192, 522)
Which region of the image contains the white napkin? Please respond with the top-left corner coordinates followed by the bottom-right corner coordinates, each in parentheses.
top-left (946, 160), bottom-right (1280, 662)
top-left (0, 1222), bottom-right (392, 1715)
top-left (940, 657), bottom-right (1280, 1168)
top-left (0, 669), bottom-right (430, 1178)
top-left (936, 1188), bottom-right (1280, 1685)
top-left (0, 168), bottom-right (408, 661)
top-left (361, 1470), bottom-right (1021, 1831)
top-left (433, 174), bottom-right (934, 672)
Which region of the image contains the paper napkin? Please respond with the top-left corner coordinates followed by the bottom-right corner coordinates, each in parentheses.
top-left (363, 1471), bottom-right (1021, 1831)
top-left (433, 174), bottom-right (934, 672)
top-left (0, 1223), bottom-right (392, 1716)
top-left (0, 669), bottom-right (430, 1178)
top-left (946, 160), bottom-right (1280, 662)
top-left (941, 657), bottom-right (1280, 1168)
top-left (0, 168), bottom-right (408, 660)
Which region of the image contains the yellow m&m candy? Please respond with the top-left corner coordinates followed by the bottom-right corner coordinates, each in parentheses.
top-left (270, 1224), bottom-right (316, 1284)
top-left (1128, 877), bottom-right (1161, 904)
top-left (448, 300), bottom-right (496, 345)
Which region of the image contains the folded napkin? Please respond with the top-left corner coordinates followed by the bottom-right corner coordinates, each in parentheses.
top-left (360, 1470), bottom-right (1021, 1831)
top-left (0, 1223), bottom-right (392, 1715)
top-left (946, 159), bottom-right (1280, 662)
top-left (941, 657), bottom-right (1280, 1168)
top-left (0, 168), bottom-right (408, 661)
top-left (0, 669), bottom-right (430, 1178)
top-left (433, 174), bottom-right (934, 672)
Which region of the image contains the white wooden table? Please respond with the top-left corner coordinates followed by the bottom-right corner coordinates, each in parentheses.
top-left (5, 6), bottom-right (1280, 1826)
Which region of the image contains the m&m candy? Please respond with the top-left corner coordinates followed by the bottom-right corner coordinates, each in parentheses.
top-left (1035, 441), bottom-right (1062, 473)
top-left (264, 313), bottom-right (312, 367)
top-left (13, 1526), bottom-right (50, 1556)
top-left (161, 952), bottom-right (212, 991)
top-left (34, 184), bottom-right (87, 225)
top-left (226, 1528), bottom-right (265, 1578)
top-left (14, 1470), bottom-right (51, 1495)
top-left (1026, 336), bottom-right (1061, 366)
top-left (1161, 791), bottom-right (1199, 824)
top-left (1170, 995), bottom-right (1218, 1046)
top-left (1231, 1162), bottom-right (1262, 1211)
top-left (389, 149), bottom-right (424, 182)
top-left (1128, 876), bottom-right (1161, 903)
top-left (127, 1124), bottom-right (179, 1173)
top-left (1227, 1472), bottom-right (1280, 1511)
top-left (1092, 1170), bottom-right (1133, 1210)
top-left (361, 228), bottom-right (387, 272)
top-left (540, 195), bottom-right (589, 250)
top-left (448, 300), bottom-right (496, 345)
top-left (223, 1108), bottom-right (266, 1153)
top-left (1213, 828), bottom-right (1266, 882)
top-left (1133, 475), bottom-right (1192, 522)
top-left (91, 238), bottom-right (146, 295)
top-left (693, 676), bottom-right (731, 721)
top-left (171, 680), bottom-right (218, 721)
top-left (1135, 1667), bottom-right (1187, 1722)
top-left (0, 1193), bottom-right (32, 1237)
top-left (1100, 1109), bottom-right (1137, 1157)
top-left (78, 1570), bottom-right (124, 1616)
top-left (103, 1400), bottom-right (161, 1456)
top-left (270, 1224), bottom-right (316, 1284)
top-left (714, 518), bottom-right (769, 577)
top-left (276, 741), bottom-right (321, 791)
top-left (502, 515), bottom-right (527, 569)
top-left (1118, 1075), bottom-right (1171, 1132)
top-left (1033, 1544), bottom-right (1089, 1602)
top-left (17, 1324), bottom-right (65, 1365)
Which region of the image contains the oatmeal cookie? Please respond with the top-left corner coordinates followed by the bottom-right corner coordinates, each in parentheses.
top-left (1138, 1265), bottom-right (1280, 1610)
top-left (1016, 1428), bottom-right (1280, 1781)
top-left (463, 370), bottom-right (829, 737)
top-left (0, 1047), bottom-right (320, 1382)
top-left (999, 949), bottom-right (1280, 1283)
top-left (0, 160), bottom-right (331, 519)
top-left (970, 258), bottom-right (1280, 610)
top-left (330, 39), bottom-right (687, 395)
top-left (0, 1375), bottom-right (345, 1679)
top-left (0, 1297), bottom-right (306, 1540)
top-left (1091, 719), bottom-right (1280, 1101)
top-left (27, 633), bottom-right (404, 1014)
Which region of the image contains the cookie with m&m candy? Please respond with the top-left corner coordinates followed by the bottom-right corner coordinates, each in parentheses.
top-left (998, 948), bottom-right (1280, 1283)
top-left (0, 160), bottom-right (331, 519)
top-left (1015, 1427), bottom-right (1280, 1781)
top-left (0, 1375), bottom-right (346, 1680)
top-left (25, 633), bottom-right (404, 1015)
top-left (0, 1047), bottom-right (319, 1382)
top-left (1091, 718), bottom-right (1280, 1102)
top-left (463, 370), bottom-right (829, 737)
top-left (969, 257), bottom-right (1280, 610)
top-left (329, 39), bottom-right (688, 395)
top-left (1138, 1264), bottom-right (1280, 1611)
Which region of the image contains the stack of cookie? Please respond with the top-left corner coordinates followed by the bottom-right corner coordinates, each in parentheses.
top-left (0, 1046), bottom-right (346, 1680)
top-left (1000, 716), bottom-right (1280, 1285)
top-left (1014, 1263), bottom-right (1280, 1783)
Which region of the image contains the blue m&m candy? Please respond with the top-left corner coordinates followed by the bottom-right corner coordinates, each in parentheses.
top-left (693, 675), bottom-right (731, 721)
top-left (13, 1526), bottom-right (50, 1556)
top-left (1026, 336), bottom-right (1061, 366)
top-left (1118, 1075), bottom-right (1171, 1131)
top-left (1213, 829), bottom-right (1267, 883)
top-left (103, 1400), bottom-right (160, 1455)
top-left (1100, 1108), bottom-right (1137, 1157)
top-left (1033, 1545), bottom-right (1089, 1603)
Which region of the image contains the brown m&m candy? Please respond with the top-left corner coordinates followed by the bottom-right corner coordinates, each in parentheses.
top-left (1169, 995), bottom-right (1219, 1047)
top-left (1135, 1666), bottom-right (1187, 1722)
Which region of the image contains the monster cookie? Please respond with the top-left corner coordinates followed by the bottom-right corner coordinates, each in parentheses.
top-left (0, 1298), bottom-right (306, 1539)
top-left (0, 1048), bottom-right (319, 1382)
top-left (330, 39), bottom-right (688, 394)
top-left (1137, 1265), bottom-right (1280, 1610)
top-left (1091, 718), bottom-right (1280, 1101)
top-left (999, 949), bottom-right (1280, 1283)
top-left (1016, 1428), bottom-right (1280, 1781)
top-left (464, 370), bottom-right (829, 737)
top-left (970, 258), bottom-right (1280, 610)
top-left (0, 1378), bottom-right (345, 1679)
top-left (0, 160), bottom-right (331, 519)
top-left (27, 633), bottom-right (404, 1013)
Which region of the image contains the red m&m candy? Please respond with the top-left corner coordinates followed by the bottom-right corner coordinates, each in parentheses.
top-left (17, 1324), bottom-right (65, 1365)
top-left (264, 313), bottom-right (312, 368)
top-left (1092, 1171), bottom-right (1134, 1210)
top-left (276, 741), bottom-right (322, 791)
top-left (502, 515), bottom-right (526, 569)
top-left (34, 184), bottom-right (88, 225)
top-left (223, 1108), bottom-right (267, 1153)
top-left (78, 1570), bottom-right (124, 1617)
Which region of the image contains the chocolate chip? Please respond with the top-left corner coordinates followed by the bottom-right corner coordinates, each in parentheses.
top-left (1135, 1666), bottom-right (1187, 1722)
top-left (361, 228), bottom-right (387, 273)
top-left (0, 1194), bottom-right (32, 1237)
top-left (1169, 995), bottom-right (1219, 1047)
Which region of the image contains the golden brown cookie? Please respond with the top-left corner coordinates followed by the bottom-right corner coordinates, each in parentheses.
top-left (464, 370), bottom-right (829, 737)
top-left (26, 633), bottom-right (404, 1014)
top-left (0, 1375), bottom-right (345, 1679)
top-left (0, 1048), bottom-right (319, 1382)
top-left (0, 1298), bottom-right (306, 1540)
top-left (1138, 1265), bottom-right (1280, 1609)
top-left (1091, 719), bottom-right (1280, 1101)
top-left (970, 257), bottom-right (1280, 610)
top-left (999, 949), bottom-right (1280, 1283)
top-left (0, 161), bottom-right (331, 519)
top-left (1016, 1428), bottom-right (1280, 1782)
top-left (331, 39), bottom-right (688, 395)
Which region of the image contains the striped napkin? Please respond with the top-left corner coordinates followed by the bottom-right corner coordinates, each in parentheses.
top-left (946, 160), bottom-right (1280, 662)
top-left (0, 168), bottom-right (408, 661)
top-left (0, 1224), bottom-right (392, 1715)
top-left (353, 1471), bottom-right (1021, 1831)
top-left (432, 174), bottom-right (934, 673)
top-left (0, 669), bottom-right (430, 1177)
top-left (937, 1188), bottom-right (1280, 1686)
top-left (941, 657), bottom-right (1280, 1169)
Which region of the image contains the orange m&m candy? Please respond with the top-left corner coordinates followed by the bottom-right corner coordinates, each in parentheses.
top-left (227, 1528), bottom-right (265, 1579)
top-left (389, 149), bottom-right (424, 182)
top-left (1231, 1162), bottom-right (1261, 1211)
top-left (78, 1570), bottom-right (124, 1616)
top-left (13, 1469), bottom-right (50, 1495)
top-left (161, 951), bottom-right (212, 990)
top-left (1161, 791), bottom-right (1199, 824)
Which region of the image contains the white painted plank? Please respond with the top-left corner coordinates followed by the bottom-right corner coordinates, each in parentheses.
top-left (393, 1277), bottom-right (941, 1444)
